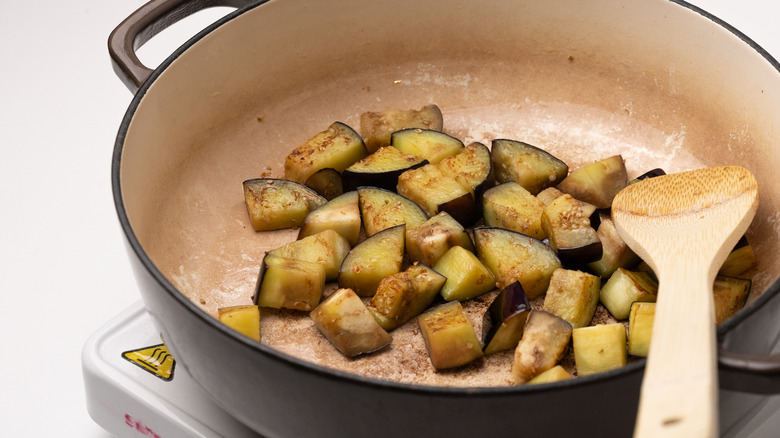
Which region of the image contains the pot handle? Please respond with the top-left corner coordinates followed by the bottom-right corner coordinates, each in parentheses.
top-left (719, 348), bottom-right (780, 394)
top-left (109, 0), bottom-right (253, 93)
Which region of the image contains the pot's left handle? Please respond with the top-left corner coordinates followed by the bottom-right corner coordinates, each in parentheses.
top-left (109, 0), bottom-right (253, 93)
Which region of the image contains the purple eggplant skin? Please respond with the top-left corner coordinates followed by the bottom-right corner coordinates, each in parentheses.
top-left (305, 168), bottom-right (344, 201)
top-left (482, 282), bottom-right (531, 355)
top-left (629, 168), bottom-right (666, 185)
top-left (342, 159), bottom-right (429, 193)
top-left (558, 241), bottom-right (604, 268)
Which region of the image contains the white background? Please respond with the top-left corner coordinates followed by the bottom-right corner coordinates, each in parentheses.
top-left (0, 1), bottom-right (777, 436)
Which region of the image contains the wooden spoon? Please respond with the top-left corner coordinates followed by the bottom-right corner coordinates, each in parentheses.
top-left (611, 166), bottom-right (759, 438)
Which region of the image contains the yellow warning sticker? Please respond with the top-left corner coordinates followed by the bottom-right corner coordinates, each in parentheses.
top-left (122, 343), bottom-right (176, 381)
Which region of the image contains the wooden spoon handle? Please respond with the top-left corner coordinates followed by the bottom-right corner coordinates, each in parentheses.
top-left (633, 261), bottom-right (718, 438)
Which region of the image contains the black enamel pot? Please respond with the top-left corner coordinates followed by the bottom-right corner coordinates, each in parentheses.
top-left (111, 0), bottom-right (780, 436)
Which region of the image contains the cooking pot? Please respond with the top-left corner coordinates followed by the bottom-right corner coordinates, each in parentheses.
top-left (110, 0), bottom-right (780, 436)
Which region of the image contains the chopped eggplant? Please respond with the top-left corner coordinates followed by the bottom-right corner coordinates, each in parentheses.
top-left (390, 128), bottom-right (464, 165)
top-left (482, 182), bottom-right (546, 240)
top-left (406, 211), bottom-right (475, 267)
top-left (310, 288), bottom-right (392, 357)
top-left (304, 167), bottom-right (343, 201)
top-left (267, 229), bottom-right (350, 281)
top-left (338, 224), bottom-right (405, 297)
top-left (627, 301), bottom-right (655, 357)
top-left (298, 191), bottom-right (362, 246)
top-left (599, 268), bottom-right (658, 320)
top-left (397, 163), bottom-right (475, 226)
top-left (629, 168), bottom-right (666, 185)
top-left (536, 186), bottom-right (566, 206)
top-left (342, 146), bottom-right (428, 192)
top-left (418, 301), bottom-right (484, 370)
top-left (585, 217), bottom-right (641, 278)
top-left (527, 365), bottom-right (573, 384)
top-left (217, 305), bottom-right (261, 341)
top-left (713, 275), bottom-right (751, 325)
top-left (368, 264), bottom-right (447, 331)
top-left (719, 237), bottom-right (759, 277)
top-left (254, 255), bottom-right (326, 311)
top-left (473, 227), bottom-right (562, 299)
top-left (359, 104), bottom-right (443, 153)
top-left (482, 282), bottom-right (530, 355)
top-left (572, 323), bottom-right (627, 376)
top-left (243, 178), bottom-right (327, 231)
top-left (434, 245), bottom-right (496, 302)
top-left (358, 186), bottom-right (428, 237)
top-left (491, 139), bottom-right (569, 195)
top-left (542, 268), bottom-right (601, 328)
top-left (556, 155), bottom-right (627, 208)
top-left (284, 121), bottom-right (368, 184)
top-left (541, 194), bottom-right (602, 266)
top-left (437, 142), bottom-right (495, 205)
top-left (512, 310), bottom-right (572, 384)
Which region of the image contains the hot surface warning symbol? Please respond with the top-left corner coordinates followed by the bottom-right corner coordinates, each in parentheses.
top-left (122, 343), bottom-right (176, 381)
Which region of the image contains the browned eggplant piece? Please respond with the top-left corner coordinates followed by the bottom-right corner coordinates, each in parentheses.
top-left (491, 139), bottom-right (569, 195)
top-left (541, 194), bottom-right (602, 266)
top-left (359, 104), bottom-right (443, 153)
top-left (342, 146), bottom-right (428, 192)
top-left (528, 365), bottom-right (572, 384)
top-left (556, 155), bottom-right (627, 208)
top-left (358, 186), bottom-right (428, 237)
top-left (629, 168), bottom-right (666, 185)
top-left (599, 268), bottom-right (658, 320)
top-left (585, 217), bottom-right (641, 278)
top-left (368, 264), bottom-right (447, 331)
top-left (218, 305), bottom-right (261, 342)
top-left (628, 301), bottom-right (655, 357)
top-left (298, 191), bottom-right (361, 246)
top-left (719, 236), bottom-right (759, 277)
top-left (434, 246), bottom-right (496, 302)
top-left (482, 282), bottom-right (530, 355)
top-left (243, 178), bottom-right (327, 231)
top-left (482, 182), bottom-right (546, 240)
top-left (304, 168), bottom-right (343, 201)
top-left (284, 121), bottom-right (369, 184)
top-left (254, 255), bottom-right (326, 311)
top-left (267, 229), bottom-right (350, 281)
top-left (437, 142), bottom-right (495, 206)
top-left (418, 301), bottom-right (484, 370)
top-left (390, 128), bottom-right (464, 165)
top-left (536, 186), bottom-right (566, 206)
top-left (310, 288), bottom-right (392, 357)
top-left (406, 211), bottom-right (474, 267)
top-left (397, 163), bottom-right (475, 226)
top-left (512, 310), bottom-right (572, 384)
top-left (338, 224), bottom-right (405, 297)
top-left (713, 275), bottom-right (751, 325)
top-left (473, 227), bottom-right (562, 299)
top-left (542, 268), bottom-right (601, 328)
top-left (572, 323), bottom-right (627, 376)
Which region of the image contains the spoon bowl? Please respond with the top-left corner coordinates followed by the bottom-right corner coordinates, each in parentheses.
top-left (611, 165), bottom-right (759, 437)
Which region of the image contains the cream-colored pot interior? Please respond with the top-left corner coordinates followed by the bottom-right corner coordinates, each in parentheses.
top-left (119, 0), bottom-right (780, 385)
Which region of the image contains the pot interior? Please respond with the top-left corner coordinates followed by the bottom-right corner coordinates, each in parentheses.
top-left (118, 0), bottom-right (780, 386)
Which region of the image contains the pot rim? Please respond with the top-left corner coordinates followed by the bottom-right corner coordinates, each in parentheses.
top-left (111, 0), bottom-right (780, 395)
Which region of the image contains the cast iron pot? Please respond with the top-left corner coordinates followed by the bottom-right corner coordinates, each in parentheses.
top-left (110, 0), bottom-right (780, 436)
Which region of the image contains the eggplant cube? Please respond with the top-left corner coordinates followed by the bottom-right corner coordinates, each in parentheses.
top-left (719, 238), bottom-right (759, 277)
top-left (512, 310), bottom-right (572, 384)
top-left (527, 365), bottom-right (573, 385)
top-left (267, 229), bottom-right (350, 281)
top-left (368, 264), bottom-right (446, 331)
top-left (482, 282), bottom-right (530, 355)
top-left (390, 128), bottom-right (464, 165)
top-left (359, 104), bottom-right (443, 153)
top-left (397, 163), bottom-right (475, 226)
top-left (418, 301), bottom-right (484, 370)
top-left (217, 305), bottom-right (261, 342)
top-left (437, 141), bottom-right (495, 204)
top-left (434, 246), bottom-right (496, 302)
top-left (556, 154), bottom-right (627, 209)
top-left (299, 191), bottom-right (362, 246)
top-left (406, 211), bottom-right (474, 267)
top-left (310, 288), bottom-right (392, 357)
top-left (482, 182), bottom-right (546, 240)
top-left (243, 178), bottom-right (326, 231)
top-left (599, 268), bottom-right (658, 320)
top-left (338, 224), bottom-right (405, 297)
top-left (358, 186), bottom-right (428, 237)
top-left (255, 255), bottom-right (326, 311)
top-left (490, 139), bottom-right (569, 195)
top-left (541, 194), bottom-right (602, 265)
top-left (342, 146), bottom-right (428, 192)
top-left (572, 323), bottom-right (627, 376)
top-left (543, 268), bottom-right (600, 328)
top-left (628, 301), bottom-right (655, 357)
top-left (284, 121), bottom-right (368, 184)
top-left (713, 276), bottom-right (751, 325)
